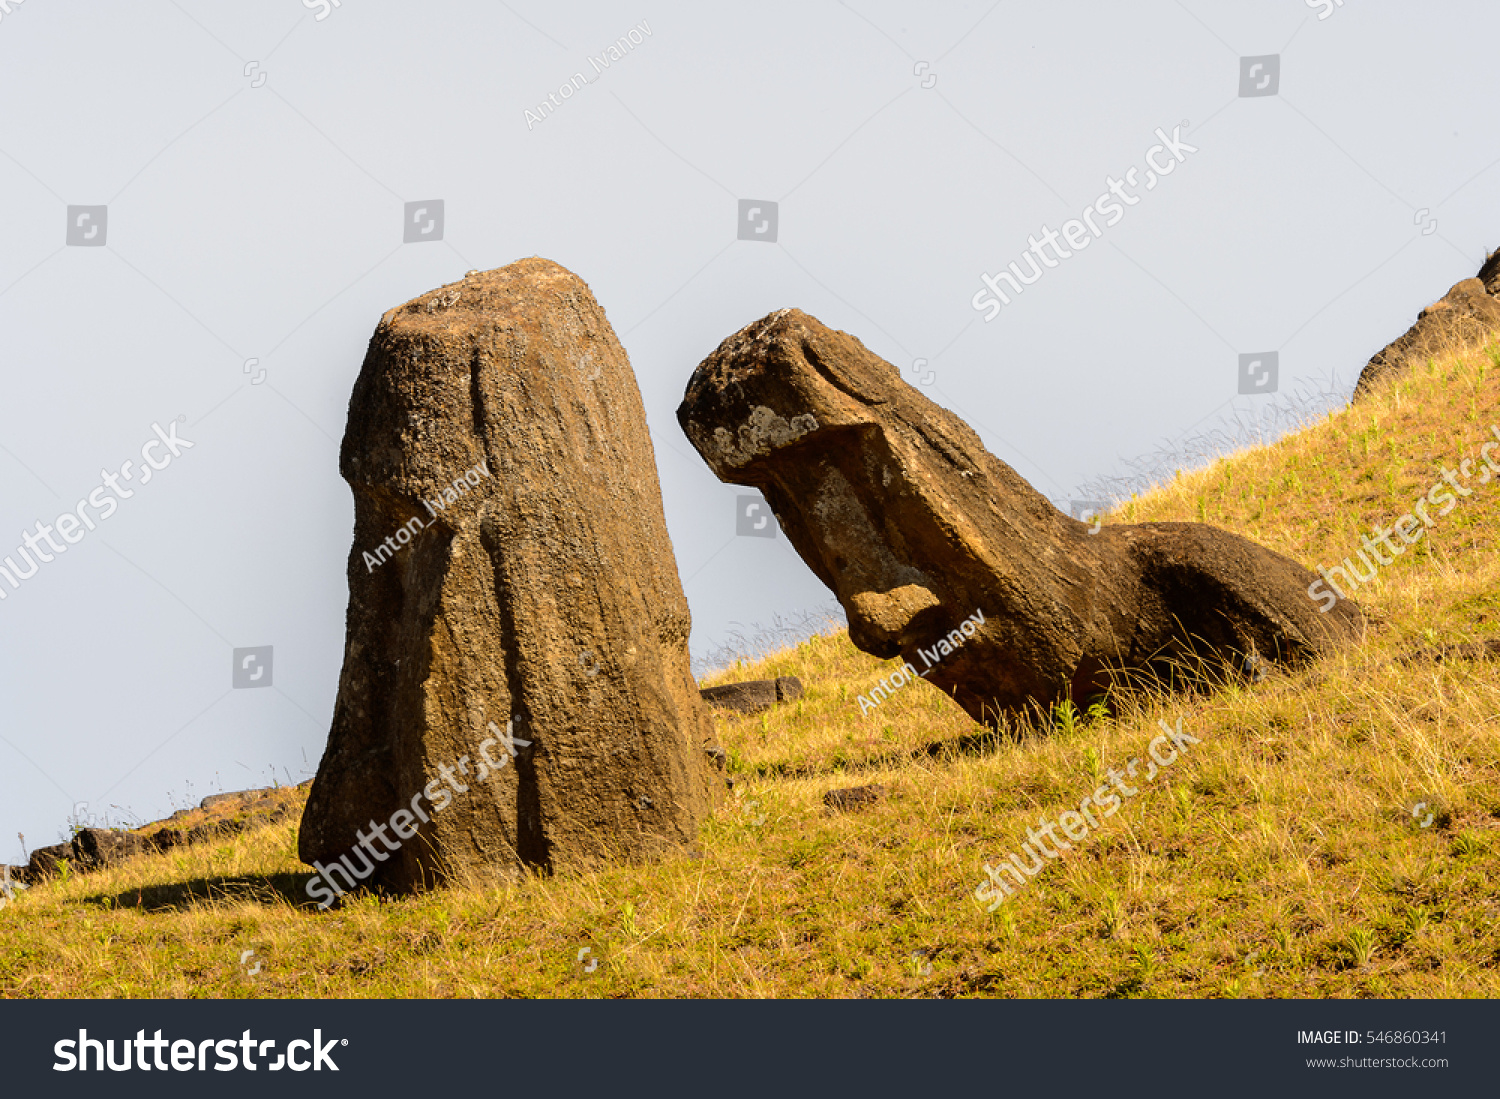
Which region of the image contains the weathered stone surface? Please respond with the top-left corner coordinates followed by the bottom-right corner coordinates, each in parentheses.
top-left (72, 828), bottom-right (151, 871)
top-left (12, 782), bottom-right (310, 888)
top-left (1354, 251), bottom-right (1500, 401)
top-left (148, 803), bottom-right (289, 853)
top-left (823, 784), bottom-right (887, 812)
top-left (696, 671), bottom-right (804, 716)
top-left (148, 829), bottom-right (186, 853)
top-left (700, 680), bottom-right (777, 713)
top-left (301, 257), bottom-right (719, 895)
top-left (23, 842), bottom-right (72, 883)
top-left (201, 789), bottom-right (273, 812)
top-left (678, 309), bottom-right (1365, 726)
top-left (699, 675), bottom-right (804, 714)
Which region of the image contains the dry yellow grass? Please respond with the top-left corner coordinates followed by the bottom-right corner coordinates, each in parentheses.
top-left (4, 342), bottom-right (1500, 998)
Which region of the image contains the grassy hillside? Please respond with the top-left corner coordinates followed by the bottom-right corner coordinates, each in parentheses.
top-left (5, 341), bottom-right (1500, 998)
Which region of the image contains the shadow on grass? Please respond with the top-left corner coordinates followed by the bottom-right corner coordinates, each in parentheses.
top-left (737, 726), bottom-right (1024, 783)
top-left (918, 727), bottom-right (1016, 760)
top-left (89, 872), bottom-right (326, 914)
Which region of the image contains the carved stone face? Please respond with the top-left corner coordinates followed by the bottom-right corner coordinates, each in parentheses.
top-left (680, 308), bottom-right (1364, 725)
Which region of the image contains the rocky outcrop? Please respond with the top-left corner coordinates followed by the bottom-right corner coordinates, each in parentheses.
top-left (1353, 250), bottom-right (1500, 401)
top-left (823, 784), bottom-right (888, 812)
top-left (678, 309), bottom-right (1365, 726)
top-left (16, 784), bottom-right (309, 884)
top-left (301, 258), bottom-right (719, 897)
top-left (71, 828), bottom-right (151, 871)
top-left (200, 788), bottom-right (279, 812)
top-left (700, 675), bottom-right (804, 714)
top-left (147, 800), bottom-right (297, 854)
top-left (22, 843), bottom-right (71, 884)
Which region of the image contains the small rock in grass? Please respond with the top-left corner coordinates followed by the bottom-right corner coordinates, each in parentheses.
top-left (823, 784), bottom-right (888, 812)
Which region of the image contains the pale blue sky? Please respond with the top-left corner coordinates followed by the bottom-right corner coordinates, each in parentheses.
top-left (1, 0), bottom-right (1495, 854)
